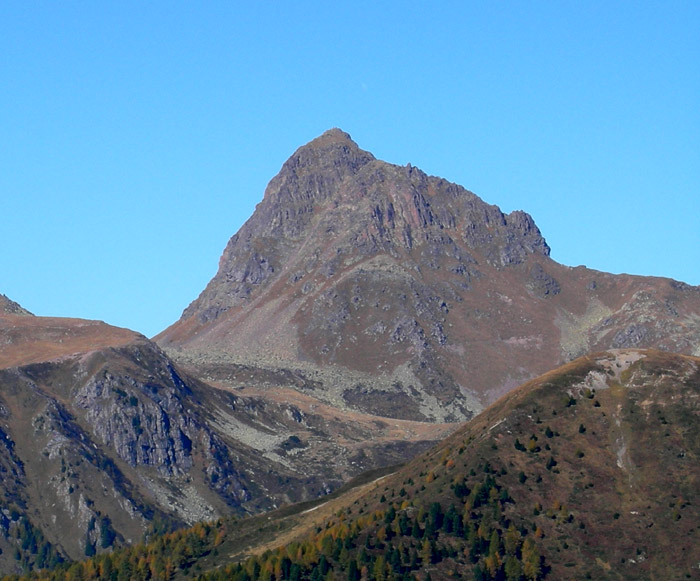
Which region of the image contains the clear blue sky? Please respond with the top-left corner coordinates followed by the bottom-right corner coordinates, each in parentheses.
top-left (2, 2), bottom-right (698, 337)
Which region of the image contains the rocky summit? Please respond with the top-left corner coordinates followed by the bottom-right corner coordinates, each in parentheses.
top-left (157, 129), bottom-right (700, 423)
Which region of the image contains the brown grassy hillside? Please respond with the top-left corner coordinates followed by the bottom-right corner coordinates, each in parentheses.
top-left (13, 349), bottom-right (700, 580)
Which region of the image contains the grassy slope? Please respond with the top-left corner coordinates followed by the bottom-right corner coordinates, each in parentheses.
top-left (9, 349), bottom-right (700, 580)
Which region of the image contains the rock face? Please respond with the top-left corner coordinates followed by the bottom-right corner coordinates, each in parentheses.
top-left (157, 129), bottom-right (700, 421)
top-left (0, 309), bottom-right (445, 574)
top-left (176, 129), bottom-right (549, 326)
top-left (0, 312), bottom-right (250, 571)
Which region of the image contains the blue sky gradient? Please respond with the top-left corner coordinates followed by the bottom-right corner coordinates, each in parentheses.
top-left (2, 2), bottom-right (698, 337)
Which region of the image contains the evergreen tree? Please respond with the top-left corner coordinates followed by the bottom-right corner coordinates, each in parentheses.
top-left (346, 559), bottom-right (360, 581)
top-left (522, 538), bottom-right (542, 580)
top-left (504, 555), bottom-right (524, 581)
top-left (411, 519), bottom-right (423, 539)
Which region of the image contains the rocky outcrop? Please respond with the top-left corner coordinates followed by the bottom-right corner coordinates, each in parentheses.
top-left (0, 294), bottom-right (32, 316)
top-left (0, 308), bottom-right (247, 572)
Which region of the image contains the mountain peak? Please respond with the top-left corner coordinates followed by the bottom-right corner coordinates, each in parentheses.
top-left (274, 128), bottom-right (375, 183)
top-left (252, 129), bottom-right (377, 230)
top-left (309, 127), bottom-right (357, 146)
top-left (292, 128), bottom-right (367, 160)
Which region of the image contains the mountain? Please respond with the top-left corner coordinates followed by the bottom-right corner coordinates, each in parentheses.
top-left (4, 130), bottom-right (700, 575)
top-left (157, 129), bottom-right (700, 423)
top-left (21, 349), bottom-right (700, 580)
top-left (0, 307), bottom-right (448, 574)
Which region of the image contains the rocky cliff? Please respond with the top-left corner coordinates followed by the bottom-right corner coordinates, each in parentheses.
top-left (0, 311), bottom-right (248, 570)
top-left (0, 306), bottom-right (445, 574)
